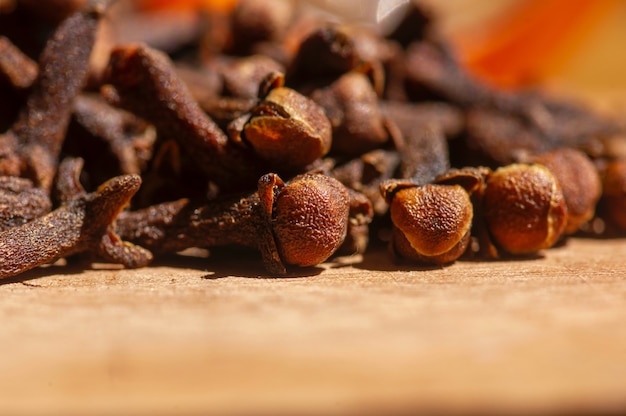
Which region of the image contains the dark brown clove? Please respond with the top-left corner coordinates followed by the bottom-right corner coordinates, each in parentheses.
top-left (385, 1), bottom-right (435, 48)
top-left (287, 25), bottom-right (359, 88)
top-left (462, 104), bottom-right (619, 168)
top-left (311, 71), bottom-right (388, 156)
top-left (217, 54), bottom-right (285, 99)
top-left (600, 159), bottom-right (626, 232)
top-left (0, 1), bottom-right (108, 191)
top-left (394, 124), bottom-right (449, 185)
top-left (0, 35), bottom-right (38, 91)
top-left (64, 94), bottom-right (156, 186)
top-left (463, 108), bottom-right (548, 167)
top-left (287, 24), bottom-right (392, 95)
top-left (0, 176), bottom-right (51, 232)
top-left (229, 0), bottom-right (294, 55)
top-left (0, 158), bottom-right (152, 279)
top-left (102, 43), bottom-right (270, 191)
top-left (380, 101), bottom-right (465, 139)
top-left (331, 149), bottom-right (401, 216)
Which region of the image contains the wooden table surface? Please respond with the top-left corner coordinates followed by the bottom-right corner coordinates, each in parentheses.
top-left (1, 236), bottom-right (626, 416)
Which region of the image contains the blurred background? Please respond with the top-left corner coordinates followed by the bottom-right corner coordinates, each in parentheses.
top-left (130, 0), bottom-right (626, 96)
top-left (3, 0), bottom-right (625, 97)
top-left (429, 0), bottom-right (626, 97)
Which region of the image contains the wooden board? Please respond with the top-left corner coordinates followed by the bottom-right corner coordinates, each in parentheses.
top-left (1, 237), bottom-right (626, 415)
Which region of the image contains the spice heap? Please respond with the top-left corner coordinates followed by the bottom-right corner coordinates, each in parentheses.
top-left (0, 0), bottom-right (625, 279)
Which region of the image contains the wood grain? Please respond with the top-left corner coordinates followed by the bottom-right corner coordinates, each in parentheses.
top-left (1, 237), bottom-right (625, 415)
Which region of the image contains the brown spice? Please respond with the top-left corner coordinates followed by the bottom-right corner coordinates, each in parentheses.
top-left (435, 164), bottom-right (568, 258)
top-left (600, 159), bottom-right (626, 232)
top-left (64, 94), bottom-right (156, 186)
top-left (0, 36), bottom-right (38, 90)
top-left (331, 149), bottom-right (400, 216)
top-left (0, 176), bottom-right (51, 232)
top-left (529, 148), bottom-right (601, 234)
top-left (229, 73), bottom-right (332, 170)
top-left (381, 180), bottom-right (473, 264)
top-left (102, 43), bottom-right (269, 191)
top-left (117, 173), bottom-right (350, 275)
top-left (0, 0), bottom-right (108, 191)
top-left (310, 71), bottom-right (388, 156)
top-left (0, 158), bottom-right (152, 280)
top-left (483, 164), bottom-right (568, 255)
top-left (0, 0), bottom-right (624, 279)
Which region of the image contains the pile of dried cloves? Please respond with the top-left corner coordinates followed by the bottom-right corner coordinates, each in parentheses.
top-left (1, 0), bottom-right (625, 279)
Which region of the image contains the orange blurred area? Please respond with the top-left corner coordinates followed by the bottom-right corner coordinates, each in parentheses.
top-left (135, 0), bottom-right (237, 13)
top-left (424, 0), bottom-right (626, 94)
top-left (447, 0), bottom-right (622, 90)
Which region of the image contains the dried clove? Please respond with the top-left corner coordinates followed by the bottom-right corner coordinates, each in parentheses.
top-left (385, 1), bottom-right (435, 48)
top-left (331, 149), bottom-right (400, 216)
top-left (102, 42), bottom-right (270, 191)
top-left (0, 0), bottom-right (109, 191)
top-left (600, 159), bottom-right (626, 232)
top-left (310, 71), bottom-right (389, 156)
top-left (0, 176), bottom-right (51, 232)
top-left (462, 108), bottom-right (547, 167)
top-left (229, 72), bottom-right (332, 170)
top-left (0, 0), bottom-right (624, 279)
top-left (527, 148), bottom-right (601, 234)
top-left (218, 54), bottom-right (285, 99)
top-left (228, 0), bottom-right (294, 55)
top-left (435, 163), bottom-right (569, 258)
top-left (0, 158), bottom-right (152, 279)
top-left (394, 123), bottom-right (449, 185)
top-left (380, 101), bottom-right (465, 139)
top-left (64, 94), bottom-right (156, 186)
top-left (381, 180), bottom-right (473, 265)
top-left (462, 103), bottom-right (619, 168)
top-left (482, 164), bottom-right (568, 255)
top-left (0, 36), bottom-right (38, 91)
top-left (287, 25), bottom-right (360, 88)
top-left (116, 173), bottom-right (350, 275)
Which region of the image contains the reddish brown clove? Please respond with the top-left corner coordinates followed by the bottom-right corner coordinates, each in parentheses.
top-left (529, 148), bottom-right (601, 234)
top-left (117, 173), bottom-right (350, 275)
top-left (229, 73), bottom-right (332, 170)
top-left (381, 180), bottom-right (473, 265)
top-left (482, 164), bottom-right (568, 254)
